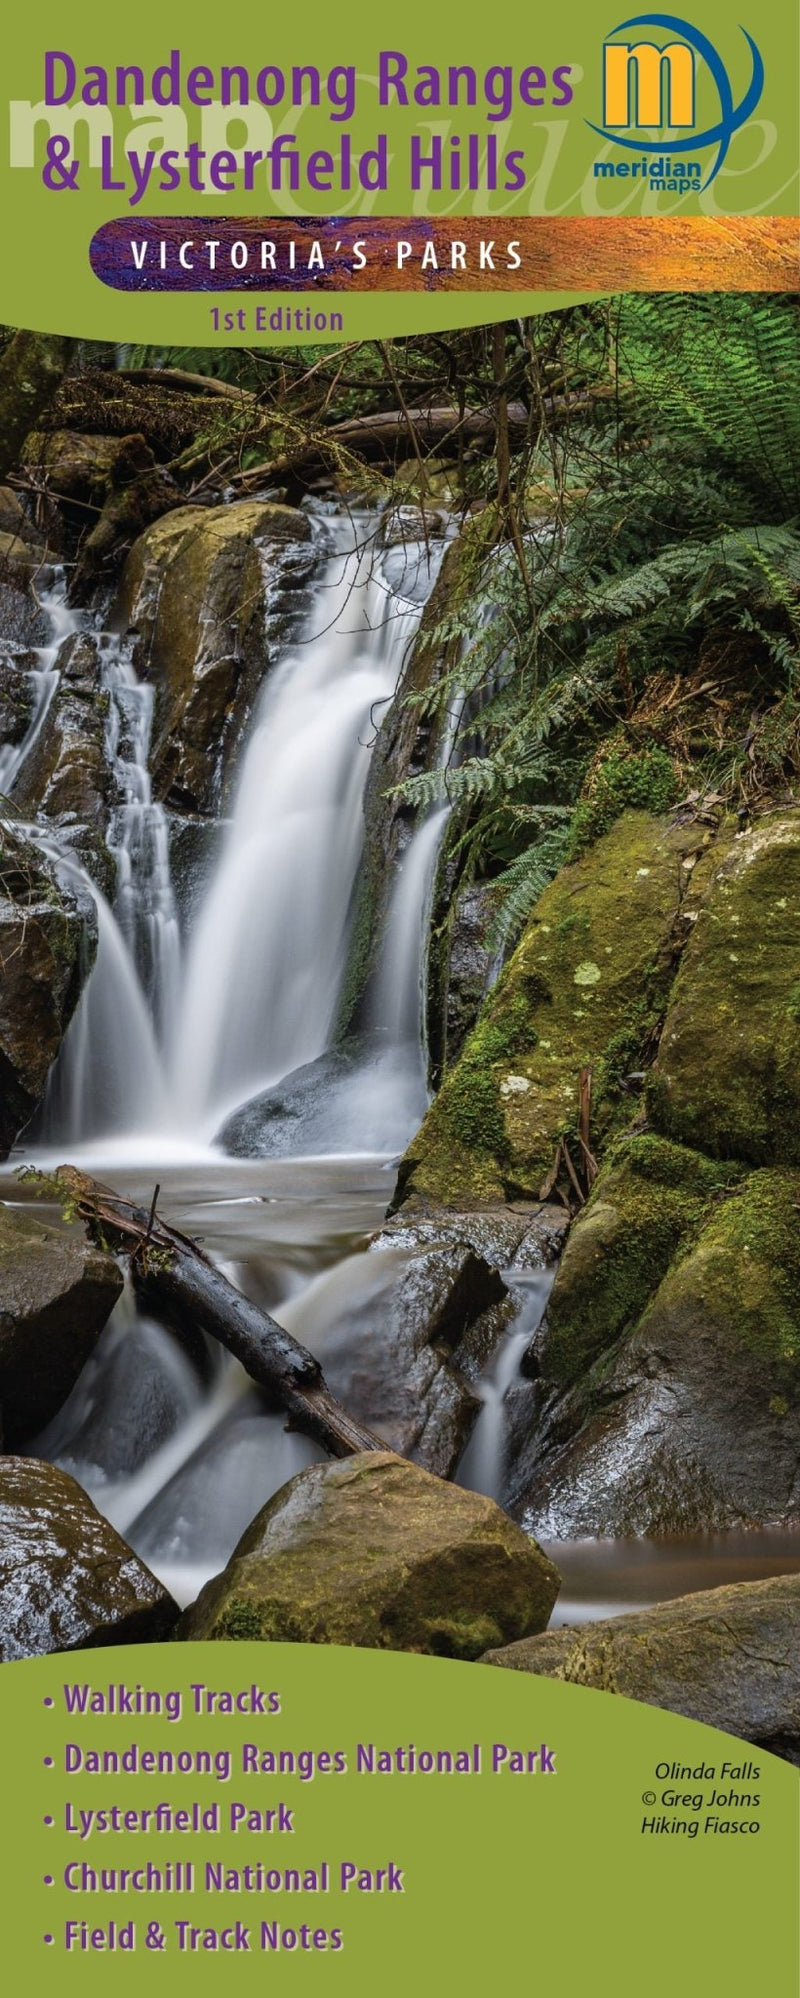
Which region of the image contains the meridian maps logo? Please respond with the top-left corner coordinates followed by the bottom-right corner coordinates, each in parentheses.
top-left (589, 13), bottom-right (765, 191)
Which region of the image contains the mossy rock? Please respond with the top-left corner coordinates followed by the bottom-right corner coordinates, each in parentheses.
top-left (541, 1133), bottom-right (742, 1389)
top-left (0, 1203), bottom-right (122, 1443)
top-left (647, 810), bottom-right (800, 1164)
top-left (397, 811), bottom-right (697, 1207)
top-left (116, 501), bottom-right (312, 813)
top-left (482, 1574), bottom-right (800, 1755)
top-left (179, 1451), bottom-right (560, 1658)
top-left (512, 1166), bottom-right (800, 1537)
top-left (23, 429), bottom-right (128, 498)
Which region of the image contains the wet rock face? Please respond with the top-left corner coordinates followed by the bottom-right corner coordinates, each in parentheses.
top-left (397, 810), bottom-right (700, 1208)
top-left (0, 1205), bottom-right (123, 1445)
top-left (167, 815), bottom-right (225, 937)
top-left (482, 1574), bottom-right (800, 1760)
top-left (0, 1456), bottom-right (178, 1659)
top-left (116, 501), bottom-right (314, 814)
top-left (278, 1201), bottom-right (566, 1479)
top-left (0, 825), bottom-right (96, 1157)
top-left (0, 535), bottom-right (51, 648)
top-left (507, 1150), bottom-right (800, 1537)
top-left (179, 1451), bottom-right (560, 1657)
top-left (0, 654), bottom-right (34, 747)
top-left (12, 633), bottom-right (112, 885)
top-left (300, 1240), bottom-right (504, 1479)
top-left (439, 882), bottom-right (498, 1069)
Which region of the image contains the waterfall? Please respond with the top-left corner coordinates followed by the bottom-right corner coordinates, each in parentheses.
top-left (36, 623), bottom-right (179, 1146)
top-left (39, 858), bottom-right (165, 1143)
top-left (101, 637), bottom-right (181, 1044)
top-left (169, 515), bottom-right (428, 1134)
top-left (35, 506), bottom-right (451, 1156)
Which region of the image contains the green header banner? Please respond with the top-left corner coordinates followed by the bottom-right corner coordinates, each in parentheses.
top-left (0, 0), bottom-right (797, 339)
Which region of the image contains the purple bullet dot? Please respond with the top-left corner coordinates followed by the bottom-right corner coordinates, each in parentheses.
top-left (44, 1935), bottom-right (54, 1945)
top-left (43, 1817), bottom-right (53, 1827)
top-left (43, 1697), bottom-right (53, 1708)
top-left (44, 1877), bottom-right (54, 1886)
top-left (43, 1756), bottom-right (54, 1767)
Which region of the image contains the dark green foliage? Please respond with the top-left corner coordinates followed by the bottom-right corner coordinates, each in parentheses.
top-left (392, 294), bottom-right (800, 948)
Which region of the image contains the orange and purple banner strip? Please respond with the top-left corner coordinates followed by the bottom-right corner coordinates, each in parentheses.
top-left (90, 215), bottom-right (799, 293)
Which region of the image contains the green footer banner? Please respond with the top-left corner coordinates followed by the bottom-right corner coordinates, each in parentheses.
top-left (3, 1644), bottom-right (798, 1988)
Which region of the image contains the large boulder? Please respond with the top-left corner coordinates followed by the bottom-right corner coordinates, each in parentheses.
top-left (180, 1451), bottom-right (560, 1657)
top-left (0, 485), bottom-right (44, 548)
top-left (116, 501), bottom-right (313, 812)
top-left (482, 1574), bottom-right (800, 1759)
top-left (0, 1204), bottom-right (123, 1444)
top-left (396, 811), bottom-right (705, 1208)
top-left (647, 810), bottom-right (800, 1163)
top-left (216, 1035), bottom-right (437, 1162)
top-left (508, 1159), bottom-right (800, 1536)
top-left (0, 824), bottom-right (96, 1156)
top-left (0, 1456), bottom-right (177, 1658)
top-left (216, 1038), bottom-right (381, 1159)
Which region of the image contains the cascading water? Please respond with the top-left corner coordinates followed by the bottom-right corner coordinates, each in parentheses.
top-left (102, 640), bottom-right (181, 1046)
top-left (35, 628), bottom-right (178, 1145)
top-left (37, 507), bottom-right (450, 1154)
top-left (170, 513), bottom-right (438, 1137)
top-left (457, 1267), bottom-right (556, 1501)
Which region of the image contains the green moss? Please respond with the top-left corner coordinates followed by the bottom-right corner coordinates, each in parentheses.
top-left (215, 1599), bottom-right (264, 1641)
top-left (568, 745), bottom-right (678, 858)
top-left (396, 810), bottom-right (694, 1208)
top-left (448, 1064), bottom-right (507, 1156)
top-left (544, 1133), bottom-right (743, 1387)
top-left (647, 813), bottom-right (800, 1165)
top-left (694, 1169), bottom-right (800, 1369)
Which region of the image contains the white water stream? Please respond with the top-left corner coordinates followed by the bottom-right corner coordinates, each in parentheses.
top-left (32, 510), bottom-right (447, 1153)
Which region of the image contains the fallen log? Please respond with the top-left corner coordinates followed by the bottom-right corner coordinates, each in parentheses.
top-left (240, 389), bottom-right (606, 490)
top-left (56, 1167), bottom-right (384, 1460)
